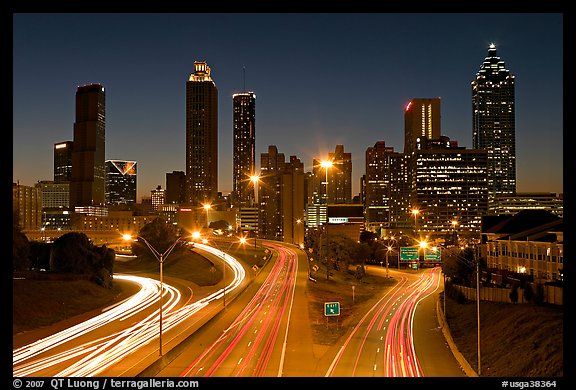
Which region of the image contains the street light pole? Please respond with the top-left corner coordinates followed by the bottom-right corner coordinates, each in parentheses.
top-left (250, 174), bottom-right (260, 248)
top-left (477, 259), bottom-right (481, 376)
top-left (124, 234), bottom-right (181, 356)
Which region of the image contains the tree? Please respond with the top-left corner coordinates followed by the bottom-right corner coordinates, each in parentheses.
top-left (523, 283), bottom-right (534, 303)
top-left (13, 223), bottom-right (30, 271)
top-left (509, 285), bottom-right (519, 304)
top-left (132, 217), bottom-right (183, 261)
top-left (49, 232), bottom-right (115, 287)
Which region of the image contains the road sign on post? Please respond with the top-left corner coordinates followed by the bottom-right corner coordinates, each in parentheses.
top-left (324, 301), bottom-right (340, 316)
top-left (400, 247), bottom-right (419, 261)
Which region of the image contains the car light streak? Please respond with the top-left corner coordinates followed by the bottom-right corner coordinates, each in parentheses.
top-left (13, 245), bottom-right (246, 377)
top-left (180, 243), bottom-right (298, 377)
top-left (326, 267), bottom-right (442, 377)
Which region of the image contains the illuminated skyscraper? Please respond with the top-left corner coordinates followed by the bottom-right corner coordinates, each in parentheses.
top-left (472, 44), bottom-right (516, 210)
top-left (185, 61), bottom-right (218, 206)
top-left (404, 98), bottom-right (441, 155)
top-left (105, 160), bottom-right (137, 206)
top-left (232, 91), bottom-right (256, 206)
top-left (54, 141), bottom-right (73, 183)
top-left (70, 84), bottom-right (106, 209)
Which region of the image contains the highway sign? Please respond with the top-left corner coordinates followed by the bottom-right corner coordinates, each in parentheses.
top-left (324, 301), bottom-right (340, 316)
top-left (424, 247), bottom-right (441, 261)
top-left (312, 265), bottom-right (319, 272)
top-left (400, 247), bottom-right (419, 261)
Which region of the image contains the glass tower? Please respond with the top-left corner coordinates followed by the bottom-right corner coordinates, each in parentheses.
top-left (472, 44), bottom-right (516, 210)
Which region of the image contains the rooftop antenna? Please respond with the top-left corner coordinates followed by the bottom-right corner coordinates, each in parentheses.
top-left (243, 66), bottom-right (246, 92)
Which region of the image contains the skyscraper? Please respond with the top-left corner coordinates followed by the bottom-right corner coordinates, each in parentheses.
top-left (54, 141), bottom-right (73, 183)
top-left (232, 91), bottom-right (256, 206)
top-left (404, 98), bottom-right (441, 155)
top-left (328, 145), bottom-right (352, 204)
top-left (69, 84), bottom-right (106, 209)
top-left (185, 61), bottom-right (218, 206)
top-left (105, 160), bottom-right (137, 206)
top-left (472, 44), bottom-right (516, 209)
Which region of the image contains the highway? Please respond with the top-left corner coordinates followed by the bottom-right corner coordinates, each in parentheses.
top-left (160, 242), bottom-right (301, 377)
top-left (324, 266), bottom-right (465, 377)
top-left (12, 244), bottom-right (246, 377)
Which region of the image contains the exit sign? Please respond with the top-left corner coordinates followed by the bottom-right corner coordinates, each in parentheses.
top-left (324, 302), bottom-right (340, 316)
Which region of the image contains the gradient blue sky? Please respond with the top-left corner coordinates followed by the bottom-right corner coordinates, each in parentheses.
top-left (13, 13), bottom-right (563, 202)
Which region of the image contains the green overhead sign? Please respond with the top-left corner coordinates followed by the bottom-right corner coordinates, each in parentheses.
top-left (400, 247), bottom-right (419, 261)
top-left (424, 247), bottom-right (441, 261)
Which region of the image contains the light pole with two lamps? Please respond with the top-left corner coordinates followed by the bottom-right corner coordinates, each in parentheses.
top-left (123, 234), bottom-right (182, 356)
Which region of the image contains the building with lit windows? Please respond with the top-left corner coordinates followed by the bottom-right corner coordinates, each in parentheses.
top-left (404, 98), bottom-right (441, 155)
top-left (482, 210), bottom-right (563, 285)
top-left (259, 146), bottom-right (305, 244)
top-left (232, 91), bottom-right (256, 207)
top-left (70, 84), bottom-right (106, 209)
top-left (54, 141), bottom-right (73, 183)
top-left (185, 61), bottom-right (218, 206)
top-left (412, 136), bottom-right (488, 238)
top-left (491, 192), bottom-right (563, 218)
top-left (327, 144), bottom-right (352, 204)
top-left (105, 160), bottom-right (137, 206)
top-left (151, 185), bottom-right (166, 211)
top-left (364, 141), bottom-right (395, 229)
top-left (472, 44), bottom-right (516, 211)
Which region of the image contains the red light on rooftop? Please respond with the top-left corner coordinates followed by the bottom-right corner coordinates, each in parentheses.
top-left (405, 101), bottom-right (413, 111)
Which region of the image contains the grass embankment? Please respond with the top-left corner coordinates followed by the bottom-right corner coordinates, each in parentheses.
top-left (13, 244), bottom-right (270, 336)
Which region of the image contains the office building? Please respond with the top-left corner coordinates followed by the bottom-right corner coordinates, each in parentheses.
top-left (70, 84), bottom-right (106, 209)
top-left (105, 160), bottom-right (137, 206)
top-left (185, 61), bottom-right (218, 205)
top-left (232, 91), bottom-right (256, 207)
top-left (166, 171), bottom-right (186, 204)
top-left (54, 141), bottom-right (73, 183)
top-left (472, 44), bottom-right (516, 209)
top-left (404, 98), bottom-right (441, 155)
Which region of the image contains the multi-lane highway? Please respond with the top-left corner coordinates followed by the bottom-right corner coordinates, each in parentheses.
top-left (12, 243), bottom-right (246, 377)
top-left (13, 241), bottom-right (467, 378)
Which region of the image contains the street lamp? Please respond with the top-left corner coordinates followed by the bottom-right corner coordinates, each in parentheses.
top-left (386, 245), bottom-right (392, 277)
top-left (451, 220), bottom-right (458, 246)
top-left (411, 208), bottom-right (420, 234)
top-left (250, 174), bottom-right (260, 248)
top-left (320, 160), bottom-right (333, 207)
top-left (123, 233), bottom-right (182, 356)
top-left (203, 204), bottom-right (211, 230)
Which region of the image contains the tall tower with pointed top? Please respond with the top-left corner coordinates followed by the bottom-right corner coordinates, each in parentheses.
top-left (185, 61), bottom-right (218, 206)
top-left (232, 91), bottom-right (256, 206)
top-left (472, 44), bottom-right (516, 211)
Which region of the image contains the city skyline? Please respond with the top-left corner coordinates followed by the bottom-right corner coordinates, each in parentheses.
top-left (13, 13), bottom-right (564, 202)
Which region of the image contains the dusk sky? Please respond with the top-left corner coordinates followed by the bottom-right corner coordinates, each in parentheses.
top-left (13, 13), bottom-right (563, 202)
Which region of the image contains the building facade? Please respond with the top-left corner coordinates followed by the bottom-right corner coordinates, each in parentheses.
top-left (54, 141), bottom-right (73, 183)
top-left (70, 84), bottom-right (106, 209)
top-left (185, 61), bottom-right (218, 205)
top-left (105, 160), bottom-right (137, 206)
top-left (232, 91), bottom-right (256, 207)
top-left (472, 44), bottom-right (516, 210)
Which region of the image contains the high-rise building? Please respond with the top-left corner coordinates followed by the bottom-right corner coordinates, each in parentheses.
top-left (328, 145), bottom-right (352, 204)
top-left (166, 171), bottom-right (186, 204)
top-left (412, 136), bottom-right (488, 237)
top-left (185, 61), bottom-right (218, 206)
top-left (70, 84), bottom-right (106, 209)
top-left (232, 92), bottom-right (256, 207)
top-left (151, 185), bottom-right (165, 211)
top-left (259, 146), bottom-right (305, 244)
top-left (364, 141), bottom-right (395, 228)
top-left (54, 141), bottom-right (73, 183)
top-left (105, 160), bottom-right (137, 206)
top-left (472, 44), bottom-right (516, 209)
top-left (404, 98), bottom-right (441, 155)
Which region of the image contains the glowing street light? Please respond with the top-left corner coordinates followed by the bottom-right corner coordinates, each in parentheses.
top-left (203, 204), bottom-right (211, 229)
top-left (412, 209), bottom-right (420, 233)
top-left (122, 233), bottom-right (182, 356)
top-left (250, 174), bottom-right (260, 248)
